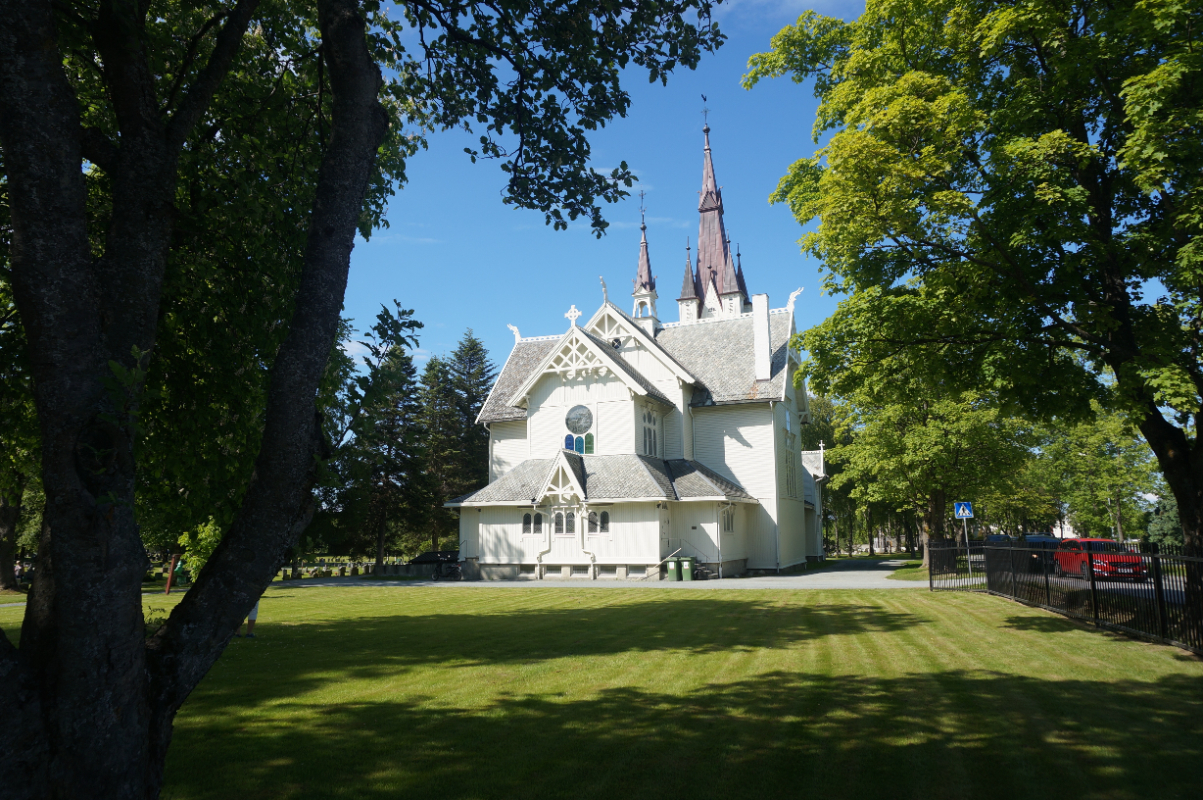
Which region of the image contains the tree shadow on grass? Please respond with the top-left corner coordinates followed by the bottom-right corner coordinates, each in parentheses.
top-left (164, 668), bottom-right (1203, 800)
top-left (194, 596), bottom-right (921, 708)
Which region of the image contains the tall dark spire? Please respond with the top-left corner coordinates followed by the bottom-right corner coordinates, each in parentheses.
top-left (634, 193), bottom-right (655, 292)
top-left (679, 238), bottom-right (698, 300)
top-left (696, 124), bottom-right (739, 302)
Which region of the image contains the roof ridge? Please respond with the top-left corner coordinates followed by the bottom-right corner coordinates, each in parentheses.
top-left (635, 454), bottom-right (678, 501)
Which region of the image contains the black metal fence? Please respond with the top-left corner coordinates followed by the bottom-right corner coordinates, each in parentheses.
top-left (929, 540), bottom-right (1203, 656)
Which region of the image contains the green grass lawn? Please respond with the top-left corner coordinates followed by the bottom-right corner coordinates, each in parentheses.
top-left (886, 559), bottom-right (930, 582)
top-left (4, 587), bottom-right (1202, 800)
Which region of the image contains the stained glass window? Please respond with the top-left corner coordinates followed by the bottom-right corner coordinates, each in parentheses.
top-left (566, 512), bottom-right (576, 533)
top-left (600, 511), bottom-right (610, 532)
top-left (522, 513), bottom-right (532, 534)
top-left (584, 433), bottom-right (594, 454)
top-left (575, 436), bottom-right (584, 454)
top-left (554, 513), bottom-right (564, 534)
top-left (587, 512), bottom-right (598, 533)
top-left (564, 434), bottom-right (574, 450)
top-left (533, 513), bottom-right (543, 534)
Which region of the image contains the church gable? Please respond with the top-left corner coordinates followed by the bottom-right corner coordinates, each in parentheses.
top-left (585, 303), bottom-right (693, 386)
top-left (511, 325), bottom-right (651, 408)
top-left (536, 452), bottom-right (586, 505)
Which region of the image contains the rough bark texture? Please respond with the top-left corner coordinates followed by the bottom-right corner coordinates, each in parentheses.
top-left (0, 1), bottom-right (386, 797)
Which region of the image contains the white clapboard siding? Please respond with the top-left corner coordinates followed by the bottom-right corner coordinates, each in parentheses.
top-left (476, 503), bottom-right (660, 565)
top-left (656, 379), bottom-right (685, 460)
top-left (597, 399), bottom-right (637, 455)
top-left (489, 419), bottom-right (528, 481)
top-left (776, 496), bottom-right (810, 568)
top-left (692, 403), bottom-right (779, 568)
top-left (528, 372), bottom-right (629, 457)
top-left (459, 511), bottom-right (480, 560)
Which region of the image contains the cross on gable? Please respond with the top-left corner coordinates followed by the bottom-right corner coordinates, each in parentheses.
top-left (565, 305), bottom-right (582, 327)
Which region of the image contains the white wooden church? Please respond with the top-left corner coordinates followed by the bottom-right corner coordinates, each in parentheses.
top-left (449, 125), bottom-right (825, 580)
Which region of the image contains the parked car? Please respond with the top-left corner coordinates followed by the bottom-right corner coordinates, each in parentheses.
top-left (1053, 538), bottom-right (1147, 581)
top-left (1021, 534), bottom-right (1060, 572)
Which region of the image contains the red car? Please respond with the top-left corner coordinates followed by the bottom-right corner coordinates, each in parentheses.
top-left (1053, 538), bottom-right (1147, 581)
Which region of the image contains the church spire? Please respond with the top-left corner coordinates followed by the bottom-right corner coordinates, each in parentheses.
top-left (631, 192), bottom-right (659, 328)
top-left (634, 199), bottom-right (654, 292)
top-left (696, 124), bottom-right (737, 305)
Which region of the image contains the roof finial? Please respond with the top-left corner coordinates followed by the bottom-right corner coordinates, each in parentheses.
top-left (639, 190), bottom-right (647, 232)
top-left (600, 276), bottom-right (608, 304)
top-left (565, 305), bottom-right (582, 327)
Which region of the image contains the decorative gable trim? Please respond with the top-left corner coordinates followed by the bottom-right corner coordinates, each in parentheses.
top-left (536, 451), bottom-right (587, 505)
top-left (509, 325), bottom-right (646, 406)
top-left (584, 302), bottom-right (695, 383)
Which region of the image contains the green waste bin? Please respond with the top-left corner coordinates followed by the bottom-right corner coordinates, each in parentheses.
top-left (681, 557), bottom-right (695, 582)
top-left (665, 557), bottom-right (680, 582)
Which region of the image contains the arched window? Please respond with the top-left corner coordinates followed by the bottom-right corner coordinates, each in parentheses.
top-left (522, 513), bottom-right (532, 534)
top-left (554, 512), bottom-right (564, 534)
top-left (566, 512), bottom-right (576, 533)
top-left (584, 433), bottom-right (594, 454)
top-left (574, 436), bottom-right (584, 454)
top-left (600, 511), bottom-right (610, 532)
top-left (587, 511), bottom-right (599, 533)
top-left (564, 434), bottom-right (574, 450)
top-left (533, 513), bottom-right (543, 534)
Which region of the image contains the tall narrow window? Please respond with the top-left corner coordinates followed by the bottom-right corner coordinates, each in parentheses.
top-left (600, 511), bottom-right (610, 533)
top-left (564, 434), bottom-right (574, 450)
top-left (641, 408), bottom-right (658, 457)
top-left (584, 433), bottom-right (594, 454)
top-left (533, 513), bottom-right (543, 534)
top-left (554, 512), bottom-right (564, 534)
top-left (566, 512), bottom-right (576, 533)
top-left (523, 513), bottom-right (532, 534)
top-left (588, 512), bottom-right (599, 533)
top-left (575, 436), bottom-right (584, 454)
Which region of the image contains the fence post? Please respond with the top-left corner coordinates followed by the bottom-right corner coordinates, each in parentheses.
top-left (1087, 548), bottom-right (1100, 623)
top-left (1009, 541), bottom-right (1017, 598)
top-left (1043, 543), bottom-right (1052, 608)
top-left (1151, 543), bottom-right (1169, 641)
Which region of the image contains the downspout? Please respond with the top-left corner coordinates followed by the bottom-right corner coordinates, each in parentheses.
top-left (718, 501), bottom-right (735, 580)
top-left (770, 400), bottom-right (780, 573)
top-left (579, 502), bottom-right (598, 579)
top-left (535, 506), bottom-right (552, 579)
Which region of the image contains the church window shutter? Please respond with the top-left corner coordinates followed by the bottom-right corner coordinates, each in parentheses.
top-left (566, 512), bottom-right (576, 533)
top-left (588, 512), bottom-right (599, 533)
top-left (534, 513), bottom-right (543, 534)
top-left (523, 513), bottom-right (532, 534)
top-left (554, 513), bottom-right (564, 534)
top-left (600, 511), bottom-right (610, 532)
top-left (584, 433), bottom-right (594, 454)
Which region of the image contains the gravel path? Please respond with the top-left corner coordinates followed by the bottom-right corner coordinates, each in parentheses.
top-left (290, 558), bottom-right (924, 591)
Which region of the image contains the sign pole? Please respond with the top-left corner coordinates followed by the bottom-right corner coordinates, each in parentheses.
top-left (963, 517), bottom-right (972, 578)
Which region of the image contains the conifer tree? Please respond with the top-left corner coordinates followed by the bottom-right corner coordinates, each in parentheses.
top-left (448, 330), bottom-right (496, 496)
top-left (418, 355), bottom-right (460, 551)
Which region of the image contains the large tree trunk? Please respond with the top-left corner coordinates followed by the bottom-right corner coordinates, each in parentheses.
top-left (0, 2), bottom-right (386, 797)
top-left (0, 487), bottom-right (22, 591)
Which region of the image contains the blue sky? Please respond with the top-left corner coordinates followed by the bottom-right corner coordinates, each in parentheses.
top-left (345, 1), bottom-right (866, 369)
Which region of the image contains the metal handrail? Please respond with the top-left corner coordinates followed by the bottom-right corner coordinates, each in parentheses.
top-left (628, 548), bottom-right (683, 581)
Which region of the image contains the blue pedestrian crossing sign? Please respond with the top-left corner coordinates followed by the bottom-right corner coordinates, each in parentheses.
top-left (954, 502), bottom-right (974, 519)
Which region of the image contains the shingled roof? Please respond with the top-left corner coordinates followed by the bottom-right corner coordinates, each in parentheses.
top-left (655, 310), bottom-right (793, 406)
top-left (476, 337), bottom-right (559, 424)
top-left (447, 454), bottom-right (756, 506)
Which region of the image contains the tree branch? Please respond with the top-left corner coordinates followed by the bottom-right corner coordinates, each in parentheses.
top-left (144, 0), bottom-right (387, 784)
top-left (165, 0), bottom-right (260, 150)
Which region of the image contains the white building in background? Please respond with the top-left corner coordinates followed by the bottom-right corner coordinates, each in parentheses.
top-left (447, 126), bottom-right (826, 580)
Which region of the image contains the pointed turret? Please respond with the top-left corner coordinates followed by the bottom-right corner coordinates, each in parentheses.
top-left (677, 238), bottom-right (701, 323)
